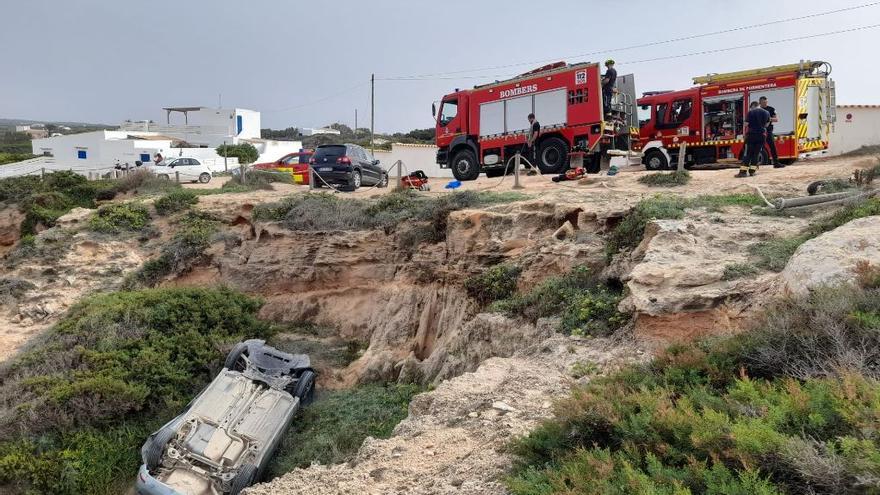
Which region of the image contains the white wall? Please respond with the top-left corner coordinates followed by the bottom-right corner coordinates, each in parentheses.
top-left (247, 139), bottom-right (304, 164)
top-left (372, 143), bottom-right (451, 178)
top-left (829, 106), bottom-right (880, 155)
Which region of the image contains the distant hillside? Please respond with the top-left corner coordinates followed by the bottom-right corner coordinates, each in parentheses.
top-left (0, 118), bottom-right (116, 131)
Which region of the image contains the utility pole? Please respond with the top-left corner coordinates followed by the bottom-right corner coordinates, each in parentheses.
top-left (370, 73), bottom-right (375, 153)
top-left (355, 109), bottom-right (358, 137)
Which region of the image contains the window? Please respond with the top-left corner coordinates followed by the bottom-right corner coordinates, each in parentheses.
top-left (655, 103), bottom-right (669, 126)
top-left (638, 105), bottom-right (652, 127)
top-left (77, 149), bottom-right (87, 159)
top-left (669, 99), bottom-right (693, 123)
top-left (281, 155), bottom-right (298, 165)
top-left (298, 153), bottom-right (312, 164)
top-left (140, 153), bottom-right (151, 163)
top-left (439, 99), bottom-right (458, 126)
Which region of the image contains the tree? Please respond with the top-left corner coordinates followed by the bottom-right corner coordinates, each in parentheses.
top-left (216, 143), bottom-right (259, 165)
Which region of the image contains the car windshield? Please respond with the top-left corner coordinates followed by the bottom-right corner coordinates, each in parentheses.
top-left (313, 145), bottom-right (346, 161)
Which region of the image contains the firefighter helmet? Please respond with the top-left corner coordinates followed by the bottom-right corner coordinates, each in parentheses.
top-left (605, 59), bottom-right (615, 66)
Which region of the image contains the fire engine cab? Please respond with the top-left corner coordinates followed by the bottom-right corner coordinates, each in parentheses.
top-left (637, 61), bottom-right (836, 170)
top-left (434, 62), bottom-right (638, 181)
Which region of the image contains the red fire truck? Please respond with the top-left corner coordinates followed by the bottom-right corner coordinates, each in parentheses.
top-left (434, 62), bottom-right (638, 181)
top-left (636, 61), bottom-right (836, 170)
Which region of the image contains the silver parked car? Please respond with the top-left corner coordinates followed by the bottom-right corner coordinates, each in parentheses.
top-left (136, 340), bottom-right (316, 495)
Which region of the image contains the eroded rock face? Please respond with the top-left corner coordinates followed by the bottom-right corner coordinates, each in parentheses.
top-left (0, 207), bottom-right (25, 256)
top-left (190, 201), bottom-right (611, 385)
top-left (781, 216), bottom-right (880, 296)
top-left (615, 212), bottom-right (808, 346)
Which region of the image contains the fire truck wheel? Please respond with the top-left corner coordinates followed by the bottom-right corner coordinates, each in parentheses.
top-left (451, 149), bottom-right (480, 181)
top-left (643, 150), bottom-right (668, 171)
top-left (537, 137), bottom-right (569, 174)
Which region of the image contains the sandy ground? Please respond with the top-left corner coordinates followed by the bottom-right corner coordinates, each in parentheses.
top-left (186, 155), bottom-right (871, 205)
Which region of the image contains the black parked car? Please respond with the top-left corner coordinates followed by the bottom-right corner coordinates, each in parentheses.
top-left (309, 144), bottom-right (388, 190)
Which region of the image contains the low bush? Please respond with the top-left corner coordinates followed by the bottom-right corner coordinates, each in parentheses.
top-left (721, 262), bottom-right (760, 281)
top-left (491, 266), bottom-right (627, 336)
top-left (88, 202), bottom-right (151, 233)
top-left (265, 383), bottom-right (423, 478)
top-left (465, 264), bottom-right (522, 305)
top-left (0, 278), bottom-right (35, 305)
top-left (254, 191), bottom-right (527, 246)
top-left (638, 169), bottom-right (692, 187)
top-left (153, 189), bottom-right (198, 216)
top-left (224, 169), bottom-right (293, 192)
top-left (0, 287), bottom-right (271, 494)
top-left (507, 283), bottom-right (880, 495)
top-left (125, 212), bottom-right (220, 288)
top-left (113, 168), bottom-right (179, 195)
top-left (0, 152), bottom-right (36, 166)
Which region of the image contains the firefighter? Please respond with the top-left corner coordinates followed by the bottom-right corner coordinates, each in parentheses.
top-left (738, 101), bottom-right (770, 178)
top-left (523, 113), bottom-right (540, 175)
top-left (759, 96), bottom-right (783, 168)
top-left (602, 59), bottom-right (618, 115)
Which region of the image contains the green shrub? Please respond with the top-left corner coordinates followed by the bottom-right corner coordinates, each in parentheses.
top-left (722, 263), bottom-right (760, 281)
top-left (0, 152), bottom-right (36, 166)
top-left (465, 264), bottom-right (521, 305)
top-left (113, 168), bottom-right (179, 195)
top-left (125, 212), bottom-right (220, 288)
top-left (253, 191), bottom-right (527, 243)
top-left (507, 284), bottom-right (880, 495)
top-left (491, 266), bottom-right (627, 336)
top-left (638, 169), bottom-right (692, 187)
top-left (265, 383), bottom-right (422, 478)
top-left (88, 202), bottom-right (151, 233)
top-left (153, 189), bottom-right (198, 216)
top-left (223, 169), bottom-right (293, 192)
top-left (0, 287), bottom-right (271, 494)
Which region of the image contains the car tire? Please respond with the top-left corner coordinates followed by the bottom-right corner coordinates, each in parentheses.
top-left (144, 426), bottom-right (177, 471)
top-left (352, 170), bottom-right (362, 189)
top-left (378, 173), bottom-right (389, 188)
top-left (451, 149), bottom-right (480, 181)
top-left (158, 174), bottom-right (170, 181)
top-left (230, 464), bottom-right (258, 495)
top-left (643, 149), bottom-right (668, 171)
top-left (484, 168), bottom-right (508, 178)
top-left (224, 342), bottom-right (248, 371)
top-left (537, 137), bottom-right (569, 174)
top-left (293, 370), bottom-right (316, 406)
top-left (199, 172), bottom-right (211, 184)
top-left (586, 154), bottom-right (602, 174)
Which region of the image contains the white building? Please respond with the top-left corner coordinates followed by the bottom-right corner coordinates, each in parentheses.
top-left (829, 105), bottom-right (880, 155)
top-left (31, 107), bottom-right (302, 173)
top-left (301, 127), bottom-right (341, 136)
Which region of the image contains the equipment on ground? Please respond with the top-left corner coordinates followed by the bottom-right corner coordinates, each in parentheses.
top-left (637, 61), bottom-right (835, 170)
top-left (433, 61), bottom-right (639, 181)
top-left (401, 170), bottom-right (430, 191)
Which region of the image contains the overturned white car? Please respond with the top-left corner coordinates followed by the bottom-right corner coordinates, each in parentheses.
top-left (136, 340), bottom-right (316, 495)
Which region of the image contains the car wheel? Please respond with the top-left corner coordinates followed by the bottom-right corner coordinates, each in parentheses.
top-left (378, 173), bottom-right (389, 188)
top-left (158, 174), bottom-right (170, 180)
top-left (143, 426), bottom-right (177, 471)
top-left (230, 464), bottom-right (258, 495)
top-left (537, 137), bottom-right (569, 174)
top-left (199, 172), bottom-right (211, 183)
top-left (451, 149), bottom-right (480, 181)
top-left (352, 170), bottom-right (362, 189)
top-left (224, 342), bottom-right (248, 371)
top-left (643, 150), bottom-right (668, 171)
top-left (293, 370), bottom-right (316, 406)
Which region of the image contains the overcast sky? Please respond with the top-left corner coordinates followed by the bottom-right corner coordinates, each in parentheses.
top-left (3, 0), bottom-right (879, 132)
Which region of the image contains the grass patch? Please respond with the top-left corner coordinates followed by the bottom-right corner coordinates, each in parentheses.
top-left (0, 287), bottom-right (271, 494)
top-left (153, 189), bottom-right (198, 216)
top-left (465, 264), bottom-right (521, 306)
top-left (507, 283), bottom-right (880, 495)
top-left (125, 212), bottom-right (220, 288)
top-left (490, 266), bottom-right (627, 336)
top-left (721, 262), bottom-right (760, 281)
top-left (265, 383), bottom-right (422, 478)
top-left (88, 202), bottom-right (151, 233)
top-left (254, 190), bottom-right (527, 248)
top-left (753, 197), bottom-right (880, 272)
top-left (638, 169), bottom-right (692, 187)
top-left (112, 168), bottom-right (180, 196)
top-left (0, 152), bottom-right (36, 166)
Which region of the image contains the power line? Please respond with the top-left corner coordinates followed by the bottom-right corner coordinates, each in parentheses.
top-left (265, 81), bottom-right (369, 114)
top-left (380, 1), bottom-right (880, 80)
top-left (378, 23), bottom-right (880, 82)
